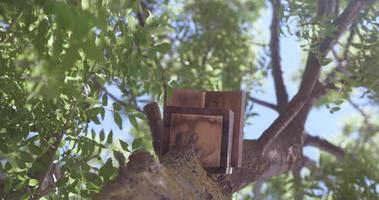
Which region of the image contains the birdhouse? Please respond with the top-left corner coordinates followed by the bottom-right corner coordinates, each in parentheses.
top-left (161, 89), bottom-right (246, 174)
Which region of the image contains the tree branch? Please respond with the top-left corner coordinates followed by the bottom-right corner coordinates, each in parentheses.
top-left (302, 156), bottom-right (318, 170)
top-left (143, 102), bottom-right (163, 157)
top-left (253, 181), bottom-right (264, 200)
top-left (92, 76), bottom-right (144, 113)
top-left (257, 0), bottom-right (370, 152)
top-left (136, 0), bottom-right (146, 26)
top-left (270, 0), bottom-right (289, 111)
top-left (32, 102), bottom-right (78, 199)
top-left (304, 133), bottom-right (345, 159)
top-left (248, 96), bottom-right (278, 111)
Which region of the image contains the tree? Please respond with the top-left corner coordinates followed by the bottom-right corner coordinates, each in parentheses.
top-left (0, 0), bottom-right (378, 199)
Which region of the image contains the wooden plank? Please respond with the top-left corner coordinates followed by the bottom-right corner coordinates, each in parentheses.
top-left (163, 106), bottom-right (234, 173)
top-left (169, 113), bottom-right (223, 167)
top-left (205, 91), bottom-right (246, 167)
top-left (168, 89), bottom-right (205, 108)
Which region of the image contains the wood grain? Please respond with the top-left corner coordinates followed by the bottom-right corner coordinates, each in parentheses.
top-left (163, 106), bottom-right (234, 173)
top-left (205, 91), bottom-right (246, 167)
top-left (168, 89), bottom-right (205, 108)
top-left (169, 113), bottom-right (223, 167)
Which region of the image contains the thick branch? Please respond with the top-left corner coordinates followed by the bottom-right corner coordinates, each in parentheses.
top-left (304, 133), bottom-right (345, 159)
top-left (270, 0), bottom-right (289, 111)
top-left (143, 102), bottom-right (163, 157)
top-left (257, 0), bottom-right (370, 152)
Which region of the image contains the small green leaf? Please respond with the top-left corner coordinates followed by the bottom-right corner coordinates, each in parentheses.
top-left (86, 172), bottom-right (102, 186)
top-left (5, 161), bottom-right (11, 170)
top-left (99, 158), bottom-right (116, 181)
top-left (29, 179), bottom-right (39, 187)
top-left (129, 115), bottom-right (139, 130)
top-left (106, 130), bottom-right (113, 144)
top-left (132, 137), bottom-right (142, 150)
top-left (28, 143), bottom-right (42, 155)
top-left (99, 130), bottom-right (105, 142)
top-left (154, 42), bottom-right (171, 54)
top-left (133, 112), bottom-right (145, 120)
top-left (102, 94), bottom-right (108, 106)
top-left (330, 107), bottom-right (341, 113)
top-left (4, 176), bottom-right (13, 192)
top-left (146, 15), bottom-right (155, 26)
top-left (20, 151), bottom-right (33, 163)
top-left (113, 102), bottom-right (122, 111)
top-left (91, 129), bottom-right (96, 139)
top-left (119, 139), bottom-right (130, 152)
top-left (16, 158), bottom-right (27, 169)
top-left (114, 112), bottom-right (122, 130)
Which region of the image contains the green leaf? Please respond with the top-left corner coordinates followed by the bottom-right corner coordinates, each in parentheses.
top-left (5, 161), bottom-right (12, 170)
top-left (28, 143), bottom-right (42, 155)
top-left (119, 139), bottom-right (130, 152)
top-left (29, 179), bottom-right (39, 187)
top-left (113, 102), bottom-right (122, 111)
top-left (330, 106), bottom-right (341, 113)
top-left (86, 172), bottom-right (102, 187)
top-left (20, 151), bottom-right (33, 163)
top-left (106, 130), bottom-right (113, 144)
top-left (133, 112), bottom-right (145, 120)
top-left (99, 158), bottom-right (116, 181)
top-left (129, 115), bottom-right (139, 130)
top-left (154, 42), bottom-right (171, 53)
top-left (16, 158), bottom-right (27, 169)
top-left (99, 130), bottom-right (105, 142)
top-left (4, 176), bottom-right (13, 192)
top-left (82, 40), bottom-right (104, 62)
top-left (63, 45), bottom-right (80, 68)
top-left (91, 129), bottom-right (96, 139)
top-left (114, 112), bottom-right (122, 130)
top-left (146, 15), bottom-right (157, 26)
top-left (132, 137), bottom-right (142, 150)
top-left (102, 94), bottom-right (108, 106)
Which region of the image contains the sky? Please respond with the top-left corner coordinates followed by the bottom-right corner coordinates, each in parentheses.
top-left (90, 2), bottom-right (369, 162)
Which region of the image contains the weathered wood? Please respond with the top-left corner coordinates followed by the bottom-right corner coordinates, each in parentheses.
top-left (169, 113), bottom-right (223, 167)
top-left (163, 106), bottom-right (234, 174)
top-left (168, 89), bottom-right (205, 108)
top-left (205, 91), bottom-right (246, 167)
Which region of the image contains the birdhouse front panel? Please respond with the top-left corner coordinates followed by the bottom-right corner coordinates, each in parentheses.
top-left (163, 106), bottom-right (234, 174)
top-left (169, 113), bottom-right (223, 167)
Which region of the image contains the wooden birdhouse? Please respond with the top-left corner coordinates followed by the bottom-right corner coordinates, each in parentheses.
top-left (161, 89), bottom-right (246, 174)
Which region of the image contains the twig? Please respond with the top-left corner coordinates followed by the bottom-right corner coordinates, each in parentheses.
top-left (248, 96), bottom-right (278, 111)
top-left (253, 180), bottom-right (264, 200)
top-left (136, 0), bottom-right (146, 26)
top-left (92, 77), bottom-right (144, 113)
top-left (32, 102), bottom-right (78, 199)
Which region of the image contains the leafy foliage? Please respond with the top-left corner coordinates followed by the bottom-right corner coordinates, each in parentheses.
top-left (0, 0), bottom-right (378, 199)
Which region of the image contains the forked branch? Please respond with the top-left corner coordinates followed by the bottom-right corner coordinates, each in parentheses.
top-left (258, 0), bottom-right (371, 152)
